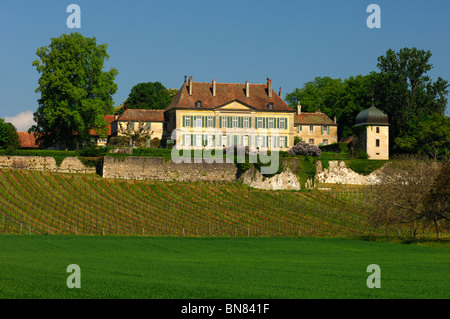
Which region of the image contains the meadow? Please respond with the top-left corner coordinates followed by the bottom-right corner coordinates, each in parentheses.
top-left (0, 169), bottom-right (448, 300)
top-left (0, 235), bottom-right (449, 299)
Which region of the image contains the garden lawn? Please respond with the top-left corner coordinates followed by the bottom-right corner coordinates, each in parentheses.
top-left (0, 235), bottom-right (449, 299)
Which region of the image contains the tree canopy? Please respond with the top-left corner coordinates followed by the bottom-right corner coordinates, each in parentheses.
top-left (373, 48), bottom-right (449, 155)
top-left (0, 119), bottom-right (20, 151)
top-left (30, 33), bottom-right (118, 150)
top-left (285, 74), bottom-right (375, 138)
top-left (124, 82), bottom-right (172, 110)
top-left (285, 47), bottom-right (449, 156)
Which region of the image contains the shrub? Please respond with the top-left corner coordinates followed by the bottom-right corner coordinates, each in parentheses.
top-left (355, 150), bottom-right (369, 159)
top-left (77, 146), bottom-right (108, 157)
top-left (288, 142), bottom-right (321, 157)
top-left (108, 136), bottom-right (129, 147)
top-left (294, 136), bottom-right (304, 145)
top-left (150, 137), bottom-right (161, 148)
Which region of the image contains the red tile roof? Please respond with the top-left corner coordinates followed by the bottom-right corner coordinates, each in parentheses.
top-left (166, 79), bottom-right (293, 112)
top-left (18, 132), bottom-right (40, 148)
top-left (295, 112), bottom-right (336, 125)
top-left (117, 109), bottom-right (165, 122)
top-left (90, 115), bottom-right (116, 136)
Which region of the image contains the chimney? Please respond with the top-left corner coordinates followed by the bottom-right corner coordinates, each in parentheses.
top-left (297, 101), bottom-right (301, 115)
top-left (334, 115), bottom-right (337, 124)
top-left (188, 76), bottom-right (193, 96)
top-left (245, 81), bottom-right (250, 98)
top-left (267, 78), bottom-right (272, 98)
top-left (212, 79), bottom-right (216, 97)
top-left (279, 87), bottom-right (282, 99)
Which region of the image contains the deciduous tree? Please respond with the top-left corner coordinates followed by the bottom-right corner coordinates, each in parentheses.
top-left (30, 33), bottom-right (118, 150)
top-left (124, 82), bottom-right (172, 110)
top-left (367, 155), bottom-right (442, 238)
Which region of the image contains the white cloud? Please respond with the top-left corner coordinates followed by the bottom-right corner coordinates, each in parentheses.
top-left (4, 110), bottom-right (36, 132)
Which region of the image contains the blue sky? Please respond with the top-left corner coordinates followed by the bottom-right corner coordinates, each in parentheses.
top-left (0, 0), bottom-right (449, 130)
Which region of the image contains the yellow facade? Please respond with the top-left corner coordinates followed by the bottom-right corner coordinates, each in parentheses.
top-left (365, 125), bottom-right (389, 160)
top-left (294, 124), bottom-right (338, 146)
top-left (116, 121), bottom-right (164, 140)
top-left (172, 102), bottom-right (294, 150)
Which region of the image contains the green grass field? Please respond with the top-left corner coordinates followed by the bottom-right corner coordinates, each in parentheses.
top-left (1, 235), bottom-right (449, 299)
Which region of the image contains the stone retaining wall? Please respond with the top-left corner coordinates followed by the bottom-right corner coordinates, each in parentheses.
top-left (102, 156), bottom-right (238, 182)
top-left (0, 156), bottom-right (96, 174)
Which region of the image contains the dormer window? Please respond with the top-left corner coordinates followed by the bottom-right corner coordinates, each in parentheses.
top-left (195, 100), bottom-right (202, 108)
top-left (267, 102), bottom-right (274, 110)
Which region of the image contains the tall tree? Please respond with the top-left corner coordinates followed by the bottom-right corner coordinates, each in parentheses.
top-left (0, 119), bottom-right (20, 150)
top-left (124, 82), bottom-right (172, 110)
top-left (285, 75), bottom-right (375, 138)
top-left (30, 33), bottom-right (118, 150)
top-left (374, 48), bottom-right (449, 153)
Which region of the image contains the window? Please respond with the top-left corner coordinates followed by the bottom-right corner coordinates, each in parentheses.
top-left (297, 126), bottom-right (301, 133)
top-left (207, 134), bottom-right (214, 146)
top-left (243, 135), bottom-right (249, 146)
top-left (222, 117), bottom-right (227, 128)
top-left (267, 102), bottom-right (274, 110)
top-left (280, 118), bottom-right (285, 129)
top-left (207, 116), bottom-right (213, 128)
top-left (279, 136), bottom-right (285, 148)
top-left (184, 134), bottom-right (191, 146)
top-left (309, 126), bottom-right (314, 132)
top-left (323, 126), bottom-right (328, 133)
top-left (195, 100), bottom-right (202, 108)
top-left (195, 116), bottom-right (202, 128)
top-left (268, 117), bottom-right (274, 129)
top-left (376, 127), bottom-right (380, 133)
top-left (257, 117), bottom-right (262, 128)
top-left (243, 117), bottom-right (249, 128)
top-left (257, 136), bottom-right (264, 147)
top-left (309, 139), bottom-right (314, 144)
top-left (232, 117), bottom-right (238, 128)
top-left (323, 139), bottom-right (328, 145)
top-left (195, 134), bottom-right (202, 146)
top-left (185, 116), bottom-right (191, 127)
top-left (222, 135), bottom-right (227, 147)
top-left (376, 139), bottom-right (380, 147)
top-left (146, 122), bottom-right (151, 130)
top-left (268, 136), bottom-right (274, 148)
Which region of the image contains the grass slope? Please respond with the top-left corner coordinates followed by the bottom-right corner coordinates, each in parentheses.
top-left (0, 235), bottom-right (449, 299)
top-left (0, 169), bottom-right (406, 237)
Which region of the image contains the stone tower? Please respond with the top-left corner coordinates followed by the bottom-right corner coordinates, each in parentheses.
top-left (354, 101), bottom-right (389, 160)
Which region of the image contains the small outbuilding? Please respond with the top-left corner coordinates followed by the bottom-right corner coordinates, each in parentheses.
top-left (354, 101), bottom-right (389, 160)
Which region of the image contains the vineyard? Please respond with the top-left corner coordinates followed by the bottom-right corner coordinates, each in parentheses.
top-left (0, 168), bottom-right (403, 237)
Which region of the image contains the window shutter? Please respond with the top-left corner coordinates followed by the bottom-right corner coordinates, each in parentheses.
top-left (285, 136), bottom-right (288, 147)
top-left (214, 116), bottom-right (216, 128)
top-left (202, 116), bottom-right (205, 128)
top-left (327, 126), bottom-right (330, 134)
top-left (228, 117), bottom-right (232, 128)
top-left (219, 116), bottom-right (222, 128)
top-left (300, 125), bottom-right (302, 131)
top-left (249, 117), bottom-right (252, 128)
top-left (321, 126), bottom-right (324, 135)
top-left (191, 117), bottom-right (194, 128)
top-left (191, 134), bottom-right (193, 146)
top-left (276, 118), bottom-right (279, 129)
top-left (183, 115), bottom-right (186, 127)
